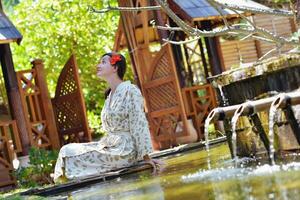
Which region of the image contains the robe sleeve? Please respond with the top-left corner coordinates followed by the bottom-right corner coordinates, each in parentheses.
top-left (128, 85), bottom-right (154, 161)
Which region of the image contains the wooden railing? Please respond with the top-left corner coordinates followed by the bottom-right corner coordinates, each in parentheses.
top-left (16, 60), bottom-right (60, 149)
top-left (0, 120), bottom-right (21, 188)
top-left (182, 84), bottom-right (217, 140)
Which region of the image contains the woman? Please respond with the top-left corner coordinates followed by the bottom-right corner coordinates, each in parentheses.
top-left (54, 52), bottom-right (161, 183)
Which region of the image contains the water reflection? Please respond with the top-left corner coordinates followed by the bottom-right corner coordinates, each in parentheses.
top-left (49, 144), bottom-right (300, 200)
top-left (61, 174), bottom-right (165, 200)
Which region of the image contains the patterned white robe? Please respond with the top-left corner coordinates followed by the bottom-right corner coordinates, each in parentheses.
top-left (54, 81), bottom-right (153, 182)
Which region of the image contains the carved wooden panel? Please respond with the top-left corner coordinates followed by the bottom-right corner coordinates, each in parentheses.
top-left (52, 55), bottom-right (91, 145)
top-left (143, 45), bottom-right (188, 148)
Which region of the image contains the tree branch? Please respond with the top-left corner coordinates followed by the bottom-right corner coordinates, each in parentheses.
top-left (211, 0), bottom-right (294, 17)
top-left (90, 1), bottom-right (300, 48)
top-left (155, 0), bottom-right (299, 46)
top-left (88, 5), bottom-right (161, 13)
top-left (163, 36), bottom-right (202, 45)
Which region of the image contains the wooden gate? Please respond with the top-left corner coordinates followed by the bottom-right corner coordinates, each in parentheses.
top-left (51, 55), bottom-right (91, 145)
top-left (17, 60), bottom-right (60, 149)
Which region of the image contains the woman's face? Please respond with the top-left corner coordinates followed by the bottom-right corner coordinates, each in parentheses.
top-left (96, 55), bottom-right (117, 79)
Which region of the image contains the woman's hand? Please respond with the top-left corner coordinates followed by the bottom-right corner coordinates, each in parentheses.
top-left (143, 155), bottom-right (165, 174)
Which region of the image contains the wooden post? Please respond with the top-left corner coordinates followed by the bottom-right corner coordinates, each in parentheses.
top-left (202, 21), bottom-right (223, 76)
top-left (171, 37), bottom-right (186, 87)
top-left (118, 0), bottom-right (141, 88)
top-left (150, 0), bottom-right (168, 43)
top-left (183, 44), bottom-right (194, 85)
top-left (0, 44), bottom-right (30, 155)
top-left (169, 19), bottom-right (186, 87)
top-left (198, 37), bottom-right (209, 79)
top-left (31, 60), bottom-right (60, 149)
top-left (215, 36), bottom-right (226, 72)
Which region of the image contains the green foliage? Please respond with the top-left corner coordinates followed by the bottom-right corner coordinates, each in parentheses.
top-left (7, 0), bottom-right (124, 110)
top-left (2, 0), bottom-right (20, 13)
top-left (4, 0), bottom-right (134, 133)
top-left (14, 148), bottom-right (58, 187)
top-left (87, 110), bottom-right (106, 139)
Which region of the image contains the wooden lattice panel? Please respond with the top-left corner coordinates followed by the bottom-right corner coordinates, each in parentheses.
top-left (54, 100), bottom-right (83, 130)
top-left (146, 82), bottom-right (178, 111)
top-left (52, 55), bottom-right (91, 145)
top-left (182, 84), bottom-right (217, 140)
top-left (0, 120), bottom-right (20, 187)
top-left (152, 55), bottom-right (172, 80)
top-left (56, 67), bottom-right (78, 96)
top-left (143, 45), bottom-right (188, 148)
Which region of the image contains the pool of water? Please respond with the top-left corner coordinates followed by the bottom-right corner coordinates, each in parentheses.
top-left (49, 143), bottom-right (300, 200)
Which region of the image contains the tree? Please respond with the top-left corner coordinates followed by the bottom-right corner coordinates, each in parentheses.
top-left (2, 0), bottom-right (19, 12)
top-left (8, 0), bottom-right (133, 113)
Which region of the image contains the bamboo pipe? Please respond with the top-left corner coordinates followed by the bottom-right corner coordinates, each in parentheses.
top-left (207, 91), bottom-right (300, 122)
top-left (271, 92), bottom-right (300, 109)
top-left (271, 92), bottom-right (300, 144)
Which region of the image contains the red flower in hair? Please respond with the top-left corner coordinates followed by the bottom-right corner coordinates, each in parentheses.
top-left (110, 54), bottom-right (122, 65)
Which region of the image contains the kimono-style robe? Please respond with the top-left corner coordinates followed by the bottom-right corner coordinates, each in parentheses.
top-left (54, 81), bottom-right (153, 182)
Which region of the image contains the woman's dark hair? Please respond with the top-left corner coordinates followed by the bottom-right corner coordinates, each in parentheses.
top-left (102, 52), bottom-right (127, 99)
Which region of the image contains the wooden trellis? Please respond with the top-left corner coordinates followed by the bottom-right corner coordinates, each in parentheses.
top-left (51, 55), bottom-right (91, 145)
top-left (16, 60), bottom-right (60, 149)
top-left (143, 45), bottom-right (189, 147)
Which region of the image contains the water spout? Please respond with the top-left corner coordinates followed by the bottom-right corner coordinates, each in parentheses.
top-left (268, 102), bottom-right (278, 166)
top-left (218, 84), bottom-right (229, 106)
top-left (205, 91), bottom-right (300, 165)
top-left (268, 92), bottom-right (300, 165)
top-left (204, 118), bottom-right (211, 169)
top-left (271, 93), bottom-right (300, 143)
top-left (231, 104), bottom-right (246, 166)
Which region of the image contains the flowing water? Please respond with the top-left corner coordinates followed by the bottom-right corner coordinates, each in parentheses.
top-left (217, 84), bottom-right (229, 106)
top-left (231, 111), bottom-right (241, 167)
top-left (268, 105), bottom-right (278, 165)
top-left (42, 143), bottom-right (300, 200)
top-left (204, 118), bottom-right (211, 169)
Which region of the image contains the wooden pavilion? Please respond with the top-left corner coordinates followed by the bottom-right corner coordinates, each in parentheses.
top-left (113, 0), bottom-right (295, 149)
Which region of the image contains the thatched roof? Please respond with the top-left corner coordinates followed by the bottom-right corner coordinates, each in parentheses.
top-left (0, 9), bottom-right (22, 44)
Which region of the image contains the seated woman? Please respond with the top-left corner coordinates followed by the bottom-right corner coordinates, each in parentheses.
top-left (54, 52), bottom-right (161, 182)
